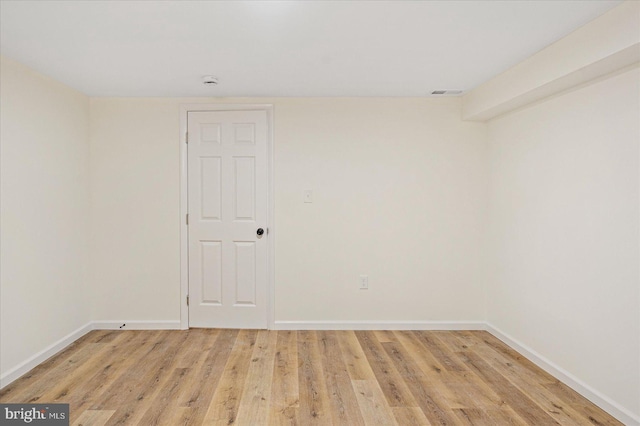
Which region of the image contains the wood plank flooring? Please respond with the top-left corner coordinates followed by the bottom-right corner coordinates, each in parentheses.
top-left (0, 330), bottom-right (622, 425)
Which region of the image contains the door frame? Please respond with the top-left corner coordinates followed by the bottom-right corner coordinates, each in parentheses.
top-left (179, 104), bottom-right (275, 330)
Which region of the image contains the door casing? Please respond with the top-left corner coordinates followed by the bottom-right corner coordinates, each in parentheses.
top-left (179, 104), bottom-right (275, 330)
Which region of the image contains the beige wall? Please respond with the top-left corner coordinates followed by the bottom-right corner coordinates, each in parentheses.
top-left (88, 97), bottom-right (488, 323)
top-left (274, 99), bottom-right (487, 321)
top-left (89, 100), bottom-right (181, 321)
top-left (486, 67), bottom-right (640, 418)
top-left (0, 57), bottom-right (91, 376)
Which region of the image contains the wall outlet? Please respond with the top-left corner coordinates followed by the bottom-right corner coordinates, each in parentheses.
top-left (304, 189), bottom-right (313, 203)
top-left (359, 275), bottom-right (369, 289)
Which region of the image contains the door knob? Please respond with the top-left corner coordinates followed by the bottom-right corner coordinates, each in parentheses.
top-left (257, 228), bottom-right (264, 236)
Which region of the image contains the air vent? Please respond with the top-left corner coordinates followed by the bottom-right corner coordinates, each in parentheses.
top-left (431, 90), bottom-right (463, 95)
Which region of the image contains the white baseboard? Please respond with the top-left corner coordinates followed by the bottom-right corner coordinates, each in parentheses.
top-left (486, 323), bottom-right (640, 426)
top-left (273, 320), bottom-right (486, 330)
top-left (0, 322), bottom-right (93, 389)
top-left (91, 320), bottom-right (182, 330)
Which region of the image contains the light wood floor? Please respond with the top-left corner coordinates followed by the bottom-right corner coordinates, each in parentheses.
top-left (0, 329), bottom-right (621, 425)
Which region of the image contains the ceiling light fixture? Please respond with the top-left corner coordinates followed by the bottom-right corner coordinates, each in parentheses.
top-left (202, 75), bottom-right (219, 86)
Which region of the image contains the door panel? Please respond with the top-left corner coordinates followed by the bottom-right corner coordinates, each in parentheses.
top-left (233, 157), bottom-right (255, 220)
top-left (200, 157), bottom-right (222, 220)
top-left (234, 241), bottom-right (256, 306)
top-left (188, 110), bottom-right (268, 328)
top-left (200, 241), bottom-right (222, 304)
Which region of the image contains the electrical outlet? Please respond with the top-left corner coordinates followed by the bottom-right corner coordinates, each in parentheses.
top-left (359, 275), bottom-right (369, 290)
top-left (304, 189), bottom-right (313, 203)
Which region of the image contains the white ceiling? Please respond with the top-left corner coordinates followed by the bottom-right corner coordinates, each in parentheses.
top-left (0, 0), bottom-right (622, 97)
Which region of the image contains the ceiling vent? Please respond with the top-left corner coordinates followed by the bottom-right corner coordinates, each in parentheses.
top-left (431, 90), bottom-right (463, 95)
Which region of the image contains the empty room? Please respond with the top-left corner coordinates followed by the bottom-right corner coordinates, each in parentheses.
top-left (0, 0), bottom-right (638, 425)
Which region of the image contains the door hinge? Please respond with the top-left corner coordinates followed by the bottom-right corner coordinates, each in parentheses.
top-left (186, 295), bottom-right (189, 306)
top-left (185, 131), bottom-right (189, 144)
top-left (186, 214), bottom-right (189, 225)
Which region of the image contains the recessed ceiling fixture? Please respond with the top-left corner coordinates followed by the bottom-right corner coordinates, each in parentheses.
top-left (431, 90), bottom-right (463, 95)
top-left (202, 75), bottom-right (219, 86)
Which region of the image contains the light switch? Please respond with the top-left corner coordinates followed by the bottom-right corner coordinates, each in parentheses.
top-left (359, 275), bottom-right (369, 289)
top-left (304, 190), bottom-right (313, 203)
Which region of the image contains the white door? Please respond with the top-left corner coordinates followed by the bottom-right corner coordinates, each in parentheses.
top-left (187, 110), bottom-right (268, 328)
